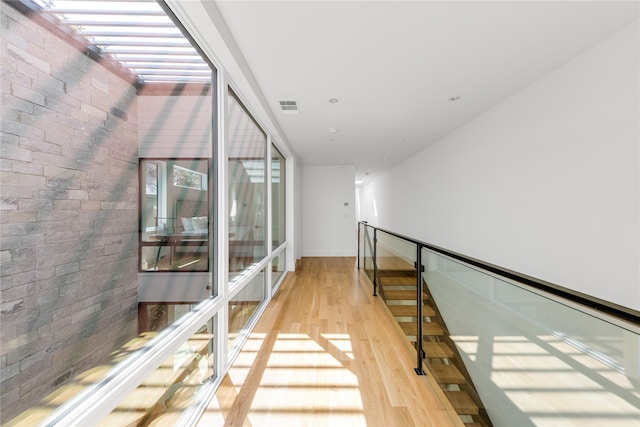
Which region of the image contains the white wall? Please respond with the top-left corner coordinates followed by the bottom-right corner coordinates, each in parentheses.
top-left (302, 165), bottom-right (356, 257)
top-left (359, 20), bottom-right (639, 311)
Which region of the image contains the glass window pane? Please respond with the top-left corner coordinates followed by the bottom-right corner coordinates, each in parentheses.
top-left (227, 90), bottom-right (267, 278)
top-left (272, 145), bottom-right (286, 249)
top-left (271, 251), bottom-right (286, 290)
top-left (140, 159), bottom-right (209, 272)
top-left (104, 311), bottom-right (216, 425)
top-left (228, 270), bottom-right (266, 353)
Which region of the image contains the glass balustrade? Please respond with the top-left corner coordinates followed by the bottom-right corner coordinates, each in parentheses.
top-left (422, 248), bottom-right (640, 426)
top-left (357, 221), bottom-right (640, 427)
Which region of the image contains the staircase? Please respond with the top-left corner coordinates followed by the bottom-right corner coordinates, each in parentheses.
top-left (375, 257), bottom-right (491, 427)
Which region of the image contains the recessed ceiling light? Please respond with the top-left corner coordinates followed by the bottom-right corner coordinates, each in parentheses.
top-left (448, 96), bottom-right (461, 102)
top-left (402, 137), bottom-right (411, 142)
top-left (329, 128), bottom-right (338, 133)
top-left (329, 98), bottom-right (338, 103)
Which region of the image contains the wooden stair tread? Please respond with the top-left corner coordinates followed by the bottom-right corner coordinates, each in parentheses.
top-left (387, 305), bottom-right (436, 318)
top-left (444, 390), bottom-right (479, 415)
top-left (384, 290), bottom-right (427, 300)
top-left (423, 341), bottom-right (455, 358)
top-left (428, 363), bottom-right (466, 384)
top-left (379, 276), bottom-right (416, 286)
top-left (399, 322), bottom-right (444, 336)
top-left (376, 257), bottom-right (415, 271)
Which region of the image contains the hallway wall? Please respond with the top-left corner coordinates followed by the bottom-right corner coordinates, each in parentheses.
top-left (358, 20), bottom-right (639, 311)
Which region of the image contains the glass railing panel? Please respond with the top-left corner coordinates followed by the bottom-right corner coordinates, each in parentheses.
top-left (422, 248), bottom-right (640, 426)
top-left (376, 231), bottom-right (421, 357)
top-left (271, 251), bottom-right (286, 291)
top-left (376, 231), bottom-right (417, 273)
top-left (229, 270), bottom-right (266, 354)
top-left (362, 225), bottom-right (374, 282)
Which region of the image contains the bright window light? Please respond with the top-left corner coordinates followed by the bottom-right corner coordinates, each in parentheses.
top-left (30, 0), bottom-right (211, 83)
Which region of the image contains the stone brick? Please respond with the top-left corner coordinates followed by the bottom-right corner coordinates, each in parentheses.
top-left (0, 158), bottom-right (11, 172)
top-left (0, 117), bottom-right (43, 140)
top-left (2, 92), bottom-right (35, 114)
top-left (0, 171), bottom-right (45, 188)
top-left (67, 189), bottom-right (88, 200)
top-left (1, 234), bottom-right (42, 251)
top-left (0, 259), bottom-right (33, 277)
top-left (0, 198), bottom-right (18, 211)
top-left (33, 73), bottom-right (65, 99)
top-left (0, 141), bottom-right (32, 162)
top-left (44, 127), bottom-right (71, 145)
top-left (55, 261), bottom-right (79, 276)
top-left (19, 136), bottom-right (62, 156)
top-left (6, 42), bottom-right (50, 74)
top-left (10, 159), bottom-right (44, 175)
top-left (91, 76), bottom-right (109, 94)
top-left (0, 210), bottom-right (37, 224)
top-left (0, 131), bottom-right (19, 146)
top-left (0, 362), bottom-right (20, 381)
top-left (0, 250), bottom-right (12, 264)
top-left (12, 82), bottom-right (45, 106)
top-left (0, 222), bottom-right (27, 237)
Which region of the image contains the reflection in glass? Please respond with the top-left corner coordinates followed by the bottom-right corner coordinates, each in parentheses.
top-left (229, 271), bottom-right (266, 353)
top-left (140, 159), bottom-right (209, 272)
top-left (272, 145), bottom-right (286, 249)
top-left (102, 306), bottom-right (215, 425)
top-left (227, 90), bottom-right (267, 278)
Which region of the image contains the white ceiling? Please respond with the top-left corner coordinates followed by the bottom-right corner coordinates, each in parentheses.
top-left (210, 1), bottom-right (638, 183)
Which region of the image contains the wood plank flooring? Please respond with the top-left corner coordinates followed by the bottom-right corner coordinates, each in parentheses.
top-left (197, 257), bottom-right (462, 427)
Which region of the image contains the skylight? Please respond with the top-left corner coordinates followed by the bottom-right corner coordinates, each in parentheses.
top-left (31, 0), bottom-right (210, 84)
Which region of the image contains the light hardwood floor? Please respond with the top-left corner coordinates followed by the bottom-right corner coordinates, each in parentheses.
top-left (197, 257), bottom-right (462, 427)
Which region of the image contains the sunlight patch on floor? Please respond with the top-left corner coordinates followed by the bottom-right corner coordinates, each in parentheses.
top-left (247, 333), bottom-right (365, 426)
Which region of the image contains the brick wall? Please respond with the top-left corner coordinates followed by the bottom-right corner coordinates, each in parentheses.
top-left (0, 3), bottom-right (139, 421)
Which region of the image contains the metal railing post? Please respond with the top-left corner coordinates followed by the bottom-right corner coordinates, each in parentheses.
top-left (372, 228), bottom-right (378, 296)
top-left (415, 244), bottom-right (426, 375)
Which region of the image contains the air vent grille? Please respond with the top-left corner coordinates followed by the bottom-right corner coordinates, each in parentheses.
top-left (279, 100), bottom-right (299, 114)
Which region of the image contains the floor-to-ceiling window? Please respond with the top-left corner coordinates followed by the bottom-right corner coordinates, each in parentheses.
top-left (227, 89), bottom-right (267, 280)
top-left (272, 145), bottom-right (286, 249)
top-left (2, 1), bottom-right (289, 424)
top-left (226, 89), bottom-right (269, 354)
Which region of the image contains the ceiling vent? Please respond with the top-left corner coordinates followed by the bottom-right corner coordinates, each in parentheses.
top-left (279, 100), bottom-right (299, 114)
